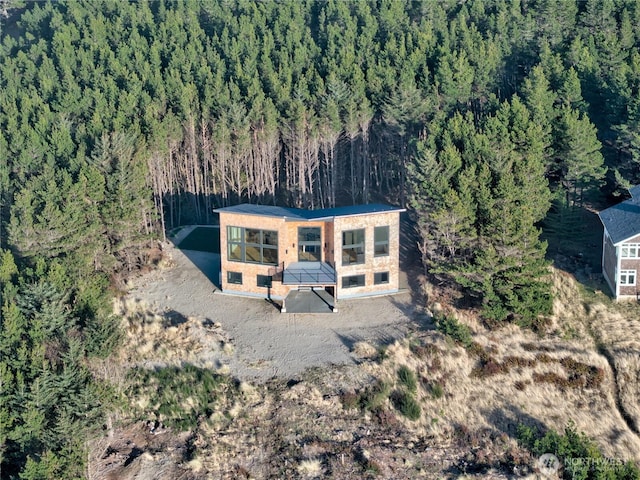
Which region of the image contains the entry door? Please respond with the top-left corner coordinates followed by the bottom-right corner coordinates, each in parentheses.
top-left (298, 227), bottom-right (322, 262)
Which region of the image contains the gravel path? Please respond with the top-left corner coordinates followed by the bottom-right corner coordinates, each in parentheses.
top-left (128, 240), bottom-right (419, 382)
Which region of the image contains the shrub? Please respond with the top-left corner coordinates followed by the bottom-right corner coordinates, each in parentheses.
top-left (391, 390), bottom-right (421, 420)
top-left (397, 365), bottom-right (418, 393)
top-left (340, 391), bottom-right (360, 410)
top-left (360, 380), bottom-right (390, 411)
top-left (434, 312), bottom-right (473, 348)
top-left (127, 365), bottom-right (229, 430)
top-left (517, 421), bottom-right (640, 479)
top-left (429, 382), bottom-right (444, 399)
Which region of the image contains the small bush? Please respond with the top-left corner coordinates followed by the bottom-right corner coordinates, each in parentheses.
top-left (391, 390), bottom-right (421, 420)
top-left (397, 365), bottom-right (418, 393)
top-left (360, 380), bottom-right (390, 411)
top-left (434, 312), bottom-right (473, 348)
top-left (340, 391), bottom-right (360, 410)
top-left (372, 406), bottom-right (400, 428)
top-left (536, 352), bottom-right (554, 363)
top-left (429, 382), bottom-right (444, 399)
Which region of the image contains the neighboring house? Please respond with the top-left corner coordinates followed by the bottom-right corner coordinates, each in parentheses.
top-left (214, 203), bottom-right (405, 311)
top-left (598, 185), bottom-right (640, 300)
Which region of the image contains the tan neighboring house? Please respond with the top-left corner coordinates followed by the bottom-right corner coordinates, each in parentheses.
top-left (599, 185), bottom-right (640, 300)
top-left (214, 203), bottom-right (405, 311)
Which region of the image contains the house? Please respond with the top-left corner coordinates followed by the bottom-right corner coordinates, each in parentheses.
top-left (598, 185), bottom-right (640, 300)
top-left (213, 203), bottom-right (405, 311)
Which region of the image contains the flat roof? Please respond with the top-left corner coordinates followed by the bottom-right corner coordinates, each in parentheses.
top-left (599, 186), bottom-right (640, 244)
top-left (214, 203), bottom-right (405, 221)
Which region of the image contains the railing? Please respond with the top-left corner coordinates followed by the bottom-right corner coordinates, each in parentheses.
top-left (282, 262), bottom-right (336, 285)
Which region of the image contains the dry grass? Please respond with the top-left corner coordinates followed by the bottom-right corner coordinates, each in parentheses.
top-left (353, 268), bottom-right (640, 462)
top-left (113, 296), bottom-right (232, 370)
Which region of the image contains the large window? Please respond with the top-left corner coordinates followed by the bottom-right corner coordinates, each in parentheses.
top-left (621, 244), bottom-right (640, 258)
top-left (374, 226), bottom-right (389, 257)
top-left (227, 226), bottom-right (278, 265)
top-left (374, 271), bottom-right (389, 285)
top-left (342, 229), bottom-right (365, 265)
top-left (342, 274), bottom-right (365, 288)
top-left (620, 270), bottom-right (636, 286)
top-left (298, 227), bottom-right (322, 262)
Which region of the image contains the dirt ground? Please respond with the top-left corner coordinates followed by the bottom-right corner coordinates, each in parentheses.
top-left (126, 228), bottom-right (423, 382)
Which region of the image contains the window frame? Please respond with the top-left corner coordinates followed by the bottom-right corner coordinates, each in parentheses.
top-left (256, 274), bottom-right (272, 288)
top-left (620, 270), bottom-right (636, 286)
top-left (342, 229), bottom-right (365, 265)
top-left (621, 243), bottom-right (640, 259)
top-left (374, 226), bottom-right (390, 257)
top-left (227, 271), bottom-right (243, 285)
top-left (342, 274), bottom-right (365, 289)
top-left (226, 226), bottom-right (278, 265)
top-left (374, 271), bottom-right (389, 285)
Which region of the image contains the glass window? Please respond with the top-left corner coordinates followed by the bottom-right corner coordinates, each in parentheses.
top-left (257, 274), bottom-right (272, 288)
top-left (620, 270), bottom-right (636, 286)
top-left (621, 244), bottom-right (640, 258)
top-left (227, 271), bottom-right (242, 284)
top-left (342, 274), bottom-right (365, 288)
top-left (228, 226), bottom-right (243, 242)
top-left (342, 229), bottom-right (365, 265)
top-left (374, 226), bottom-right (389, 257)
top-left (374, 271), bottom-right (389, 285)
top-left (298, 227), bottom-right (322, 262)
top-left (226, 226), bottom-right (278, 265)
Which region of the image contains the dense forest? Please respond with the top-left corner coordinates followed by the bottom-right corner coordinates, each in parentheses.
top-left (1, 0), bottom-right (640, 477)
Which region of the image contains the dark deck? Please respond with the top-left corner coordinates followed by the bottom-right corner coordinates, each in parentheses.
top-left (282, 289), bottom-right (335, 313)
top-left (282, 262), bottom-right (336, 285)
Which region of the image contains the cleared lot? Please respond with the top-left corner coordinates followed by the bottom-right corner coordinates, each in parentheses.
top-left (127, 232), bottom-right (419, 381)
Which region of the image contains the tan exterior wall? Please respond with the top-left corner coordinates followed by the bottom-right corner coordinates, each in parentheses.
top-left (219, 210), bottom-right (402, 301)
top-left (219, 212), bottom-right (290, 298)
top-left (333, 212), bottom-right (400, 299)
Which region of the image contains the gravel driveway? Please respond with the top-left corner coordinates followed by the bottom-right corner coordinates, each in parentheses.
top-left (128, 239), bottom-right (420, 381)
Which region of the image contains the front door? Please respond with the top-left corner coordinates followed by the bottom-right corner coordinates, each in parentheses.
top-left (298, 227), bottom-right (321, 262)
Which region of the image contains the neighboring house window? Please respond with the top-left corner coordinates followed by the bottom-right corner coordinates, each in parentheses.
top-left (621, 244), bottom-right (640, 258)
top-left (374, 226), bottom-right (389, 257)
top-left (257, 274), bottom-right (272, 288)
top-left (620, 270), bottom-right (636, 286)
top-left (227, 226), bottom-right (278, 265)
top-left (227, 271), bottom-right (242, 284)
top-left (374, 271), bottom-right (389, 285)
top-left (342, 229), bottom-right (365, 265)
top-left (342, 274), bottom-right (365, 288)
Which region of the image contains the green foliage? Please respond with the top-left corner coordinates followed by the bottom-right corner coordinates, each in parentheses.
top-left (359, 380), bottom-right (391, 412)
top-left (429, 382), bottom-right (444, 399)
top-left (397, 365), bottom-right (417, 394)
top-left (517, 421), bottom-right (640, 479)
top-left (127, 365), bottom-right (231, 431)
top-left (391, 390), bottom-right (421, 421)
top-left (434, 312), bottom-right (473, 348)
